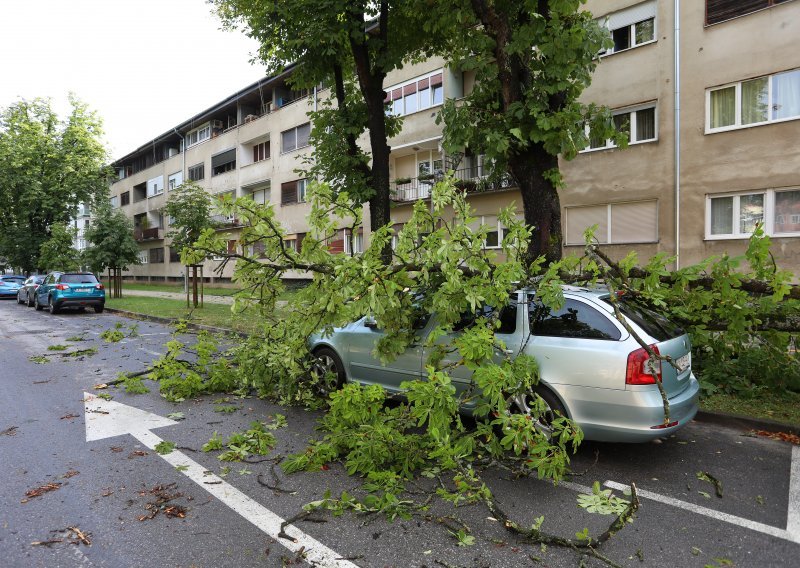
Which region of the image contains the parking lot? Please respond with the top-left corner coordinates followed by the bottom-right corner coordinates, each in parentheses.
top-left (0, 299), bottom-right (797, 567)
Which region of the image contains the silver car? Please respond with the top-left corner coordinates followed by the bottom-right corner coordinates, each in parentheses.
top-left (310, 287), bottom-right (700, 443)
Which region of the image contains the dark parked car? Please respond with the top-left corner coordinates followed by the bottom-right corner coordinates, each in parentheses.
top-left (310, 287), bottom-right (699, 443)
top-left (0, 275), bottom-right (25, 299)
top-left (34, 272), bottom-right (105, 314)
top-left (16, 275), bottom-right (45, 306)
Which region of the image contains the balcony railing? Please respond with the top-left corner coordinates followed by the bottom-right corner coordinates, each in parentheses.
top-left (210, 214), bottom-right (242, 229)
top-left (133, 227), bottom-right (163, 241)
top-left (390, 167), bottom-right (516, 203)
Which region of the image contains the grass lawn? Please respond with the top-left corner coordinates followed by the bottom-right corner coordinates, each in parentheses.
top-left (701, 390), bottom-right (800, 428)
top-left (106, 296), bottom-right (269, 334)
top-left (105, 282), bottom-right (240, 297)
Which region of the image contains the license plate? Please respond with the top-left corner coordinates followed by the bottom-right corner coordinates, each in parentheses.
top-left (76, 288), bottom-right (90, 293)
top-left (675, 353), bottom-right (691, 373)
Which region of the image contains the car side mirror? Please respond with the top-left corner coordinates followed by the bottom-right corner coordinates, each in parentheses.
top-left (364, 317), bottom-right (378, 330)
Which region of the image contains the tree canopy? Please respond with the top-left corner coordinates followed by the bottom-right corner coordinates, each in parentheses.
top-left (163, 181), bottom-right (216, 261)
top-left (38, 222), bottom-right (81, 272)
top-left (0, 96), bottom-right (110, 273)
top-left (82, 201), bottom-right (141, 272)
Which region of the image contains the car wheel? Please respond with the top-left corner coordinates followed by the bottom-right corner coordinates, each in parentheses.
top-left (512, 386), bottom-right (568, 440)
top-left (94, 305), bottom-right (104, 314)
top-left (27, 292), bottom-right (34, 308)
top-left (34, 294), bottom-right (43, 311)
top-left (312, 347), bottom-right (346, 394)
top-left (48, 296), bottom-right (59, 315)
top-left (17, 293), bottom-right (24, 304)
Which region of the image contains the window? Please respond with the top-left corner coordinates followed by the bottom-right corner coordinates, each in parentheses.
top-left (147, 175), bottom-right (164, 197)
top-left (185, 123), bottom-right (211, 147)
top-left (169, 247), bottom-right (180, 263)
top-left (149, 247), bottom-right (164, 264)
top-left (248, 186), bottom-right (270, 205)
top-left (707, 188), bottom-right (800, 238)
top-left (110, 196), bottom-right (119, 208)
top-left (251, 240), bottom-right (267, 258)
top-left (212, 149), bottom-right (236, 177)
top-left (601, 1), bottom-right (656, 55)
top-left (168, 172), bottom-right (182, 191)
top-left (281, 123), bottom-right (311, 153)
top-left (138, 251), bottom-right (149, 264)
top-left (385, 70), bottom-right (444, 117)
top-left (708, 69), bottom-right (800, 131)
top-left (706, 0), bottom-right (793, 26)
top-left (253, 141), bottom-right (270, 162)
top-left (120, 192), bottom-right (130, 206)
top-left (280, 179), bottom-right (308, 205)
top-left (188, 163), bottom-right (205, 181)
top-left (565, 200), bottom-right (658, 245)
top-left (584, 105), bottom-right (657, 151)
top-left (529, 298), bottom-right (621, 341)
top-left (343, 228), bottom-right (364, 255)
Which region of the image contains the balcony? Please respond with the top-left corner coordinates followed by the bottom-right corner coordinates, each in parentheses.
top-left (210, 214), bottom-right (242, 229)
top-left (390, 167), bottom-right (516, 203)
top-left (133, 227), bottom-right (164, 241)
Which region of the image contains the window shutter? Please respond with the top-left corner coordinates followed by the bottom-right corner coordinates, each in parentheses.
top-left (606, 0), bottom-right (656, 30)
top-left (610, 201), bottom-right (658, 243)
top-left (328, 229), bottom-right (345, 253)
top-left (565, 205), bottom-right (608, 245)
top-left (296, 232), bottom-right (306, 250)
top-left (417, 77), bottom-right (430, 90)
top-left (706, 0), bottom-right (769, 25)
top-left (281, 181), bottom-right (298, 205)
top-left (430, 73), bottom-right (443, 87)
top-left (211, 149), bottom-right (236, 169)
top-left (296, 123), bottom-right (311, 148)
top-left (403, 83), bottom-right (417, 96)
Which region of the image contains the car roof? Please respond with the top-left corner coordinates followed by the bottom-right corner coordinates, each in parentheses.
top-left (518, 284), bottom-right (610, 300)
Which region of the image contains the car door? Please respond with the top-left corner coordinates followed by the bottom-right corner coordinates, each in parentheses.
top-left (523, 294), bottom-right (630, 390)
top-left (37, 274), bottom-right (54, 303)
top-left (345, 316), bottom-right (426, 393)
top-left (422, 294), bottom-right (525, 406)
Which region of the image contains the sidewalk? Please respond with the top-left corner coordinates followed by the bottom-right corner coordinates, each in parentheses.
top-left (119, 288), bottom-right (235, 305)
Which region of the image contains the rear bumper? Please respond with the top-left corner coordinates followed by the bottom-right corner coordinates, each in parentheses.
top-left (55, 296), bottom-right (105, 309)
top-left (557, 374), bottom-right (700, 443)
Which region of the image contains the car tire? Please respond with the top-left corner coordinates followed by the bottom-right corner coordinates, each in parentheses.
top-left (94, 305), bottom-right (104, 314)
top-left (513, 385), bottom-right (568, 440)
top-left (312, 347), bottom-right (346, 394)
top-left (34, 294), bottom-right (43, 311)
top-left (27, 292), bottom-right (34, 308)
top-left (48, 296), bottom-right (59, 315)
top-left (17, 293), bottom-right (24, 304)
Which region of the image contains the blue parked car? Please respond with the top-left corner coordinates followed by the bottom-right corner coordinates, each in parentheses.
top-left (0, 275), bottom-right (25, 299)
top-left (35, 272), bottom-right (105, 314)
top-left (17, 275), bottom-right (45, 306)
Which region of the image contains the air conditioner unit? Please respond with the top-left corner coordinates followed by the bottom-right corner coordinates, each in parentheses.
top-left (210, 119), bottom-right (224, 129)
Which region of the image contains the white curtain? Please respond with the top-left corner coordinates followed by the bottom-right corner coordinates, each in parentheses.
top-left (773, 69), bottom-right (800, 120)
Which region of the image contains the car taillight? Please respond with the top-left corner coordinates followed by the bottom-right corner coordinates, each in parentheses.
top-left (55, 284), bottom-right (69, 290)
top-left (95, 284), bottom-right (104, 290)
top-left (626, 344), bottom-right (662, 385)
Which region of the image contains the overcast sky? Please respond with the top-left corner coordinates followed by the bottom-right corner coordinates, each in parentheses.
top-left (0, 0), bottom-right (267, 159)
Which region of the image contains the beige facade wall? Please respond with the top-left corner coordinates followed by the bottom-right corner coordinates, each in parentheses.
top-left (110, 1), bottom-right (800, 282)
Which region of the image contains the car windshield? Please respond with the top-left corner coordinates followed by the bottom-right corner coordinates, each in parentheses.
top-left (60, 274), bottom-right (98, 284)
top-left (603, 297), bottom-right (684, 341)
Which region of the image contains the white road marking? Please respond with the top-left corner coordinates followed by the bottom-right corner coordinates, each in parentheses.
top-left (604, 479), bottom-right (800, 544)
top-left (788, 445), bottom-right (800, 539)
top-left (137, 347), bottom-right (163, 357)
top-left (83, 393), bottom-right (358, 567)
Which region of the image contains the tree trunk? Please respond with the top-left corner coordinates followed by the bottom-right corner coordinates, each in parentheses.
top-left (508, 145), bottom-right (562, 266)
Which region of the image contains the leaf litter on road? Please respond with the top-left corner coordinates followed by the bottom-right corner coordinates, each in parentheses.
top-left (22, 482), bottom-right (62, 503)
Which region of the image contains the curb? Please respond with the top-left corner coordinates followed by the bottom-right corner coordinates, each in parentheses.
top-left (694, 409), bottom-right (798, 436)
top-left (103, 307), bottom-right (248, 338)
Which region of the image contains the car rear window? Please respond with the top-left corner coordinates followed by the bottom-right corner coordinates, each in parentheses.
top-left (2, 276), bottom-right (24, 283)
top-left (60, 274), bottom-right (99, 284)
top-left (603, 297), bottom-right (684, 341)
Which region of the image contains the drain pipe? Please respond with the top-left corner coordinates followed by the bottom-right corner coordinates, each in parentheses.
top-left (674, 0), bottom-right (681, 269)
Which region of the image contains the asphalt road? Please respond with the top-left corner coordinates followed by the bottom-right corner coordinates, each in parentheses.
top-left (0, 299), bottom-right (797, 568)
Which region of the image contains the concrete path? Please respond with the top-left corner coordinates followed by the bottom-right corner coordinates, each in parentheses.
top-left (118, 288), bottom-right (235, 305)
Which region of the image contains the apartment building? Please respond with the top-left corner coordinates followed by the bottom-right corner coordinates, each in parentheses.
top-left (109, 0), bottom-right (800, 282)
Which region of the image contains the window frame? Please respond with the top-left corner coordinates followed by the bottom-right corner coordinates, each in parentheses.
top-left (706, 68), bottom-right (800, 133)
top-left (385, 69), bottom-right (445, 117)
top-left (599, 1), bottom-right (658, 57)
top-left (280, 123), bottom-right (311, 154)
top-left (188, 163), bottom-right (205, 181)
top-left (705, 188), bottom-right (800, 239)
top-left (705, 0), bottom-right (794, 27)
top-left (582, 104), bottom-right (658, 152)
top-left (186, 123), bottom-right (211, 148)
top-left (564, 200), bottom-right (659, 246)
